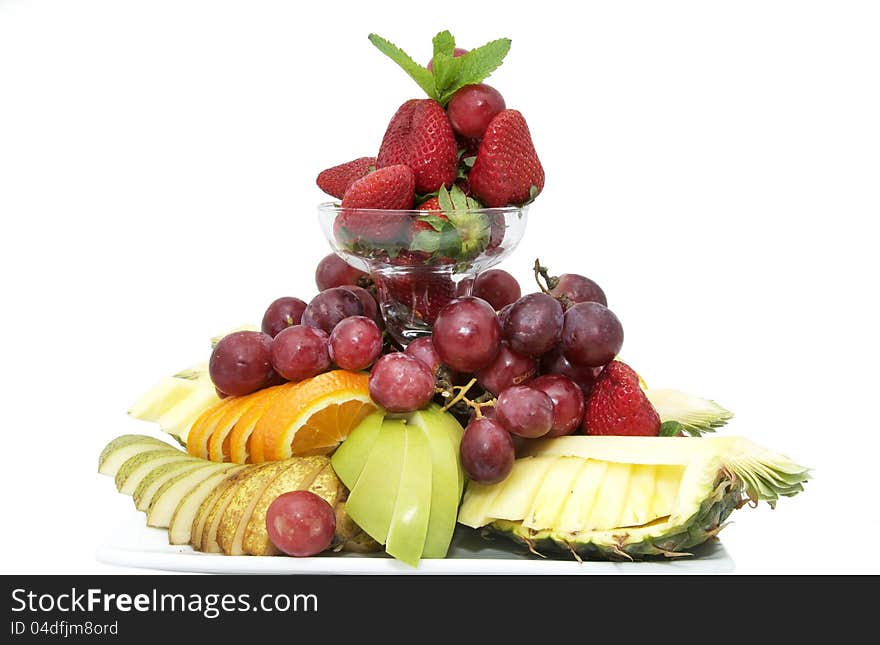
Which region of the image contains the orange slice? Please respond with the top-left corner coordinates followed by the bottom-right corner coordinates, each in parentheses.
top-left (228, 385), bottom-right (290, 464)
top-left (207, 394), bottom-right (265, 463)
top-left (252, 370), bottom-right (376, 463)
top-left (186, 397), bottom-right (239, 459)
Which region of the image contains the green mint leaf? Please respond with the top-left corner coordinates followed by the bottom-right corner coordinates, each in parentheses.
top-left (416, 214), bottom-right (450, 232)
top-left (439, 37), bottom-right (511, 104)
top-left (368, 34), bottom-right (438, 101)
top-left (659, 421), bottom-right (685, 437)
top-left (431, 30), bottom-right (463, 97)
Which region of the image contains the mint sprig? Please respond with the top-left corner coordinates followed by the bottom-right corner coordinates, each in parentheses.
top-left (368, 31), bottom-right (511, 106)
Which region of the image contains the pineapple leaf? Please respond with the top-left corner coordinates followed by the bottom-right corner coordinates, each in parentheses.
top-left (368, 34), bottom-right (438, 101)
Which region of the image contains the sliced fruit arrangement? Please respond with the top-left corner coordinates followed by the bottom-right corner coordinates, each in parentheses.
top-left (459, 436), bottom-right (810, 559)
top-left (99, 434), bottom-right (377, 556)
top-left (331, 405), bottom-right (465, 566)
top-left (104, 29), bottom-right (808, 568)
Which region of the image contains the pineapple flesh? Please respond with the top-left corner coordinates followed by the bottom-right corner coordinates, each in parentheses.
top-left (458, 436), bottom-right (808, 560)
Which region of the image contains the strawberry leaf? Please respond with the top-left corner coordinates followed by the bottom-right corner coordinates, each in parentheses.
top-left (368, 34), bottom-right (438, 101)
top-left (416, 214), bottom-right (450, 232)
top-left (437, 185), bottom-right (455, 213)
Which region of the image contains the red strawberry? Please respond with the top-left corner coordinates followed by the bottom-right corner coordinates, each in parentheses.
top-left (377, 99), bottom-right (458, 194)
top-left (335, 165), bottom-right (415, 246)
top-left (373, 270), bottom-right (457, 325)
top-left (583, 361), bottom-right (660, 436)
top-left (468, 110), bottom-right (544, 207)
top-left (412, 196), bottom-right (447, 235)
top-left (316, 156), bottom-right (376, 199)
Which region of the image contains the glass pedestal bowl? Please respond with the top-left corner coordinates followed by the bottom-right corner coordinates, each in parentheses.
top-left (318, 203), bottom-right (528, 346)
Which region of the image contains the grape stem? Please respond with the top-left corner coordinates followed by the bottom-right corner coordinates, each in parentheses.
top-left (533, 258), bottom-right (571, 308)
top-left (436, 377), bottom-right (498, 418)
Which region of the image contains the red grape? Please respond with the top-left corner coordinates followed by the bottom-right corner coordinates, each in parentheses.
top-left (472, 269), bottom-right (521, 311)
top-left (329, 316), bottom-right (383, 371)
top-left (561, 302), bottom-right (623, 367)
top-left (495, 386), bottom-right (553, 438)
top-left (447, 84), bottom-right (506, 139)
top-left (475, 342), bottom-right (537, 395)
top-left (261, 297), bottom-right (308, 338)
top-left (503, 293), bottom-right (563, 358)
top-left (344, 285), bottom-right (380, 324)
top-left (498, 302), bottom-right (514, 328)
top-left (432, 297), bottom-right (501, 373)
top-left (368, 352), bottom-right (435, 413)
top-left (540, 348), bottom-right (603, 395)
top-left (404, 336), bottom-right (441, 374)
top-left (460, 417), bottom-right (514, 484)
top-left (270, 325), bottom-right (331, 382)
top-left (315, 253), bottom-right (367, 291)
top-left (551, 273), bottom-right (607, 308)
top-left (209, 331), bottom-right (275, 396)
top-left (426, 47), bottom-right (468, 72)
top-left (302, 287), bottom-right (364, 334)
top-left (529, 374), bottom-right (585, 438)
top-left (266, 490), bottom-right (336, 557)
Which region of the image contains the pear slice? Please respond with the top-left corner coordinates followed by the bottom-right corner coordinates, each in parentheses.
top-left (114, 449), bottom-right (192, 495)
top-left (215, 461), bottom-right (292, 555)
top-left (344, 418), bottom-right (407, 545)
top-left (168, 466), bottom-right (246, 543)
top-left (147, 462), bottom-right (238, 529)
top-left (98, 435), bottom-right (173, 476)
top-left (385, 422), bottom-right (432, 567)
top-left (133, 460), bottom-right (209, 511)
top-left (408, 407), bottom-right (461, 559)
top-left (200, 464), bottom-right (275, 553)
top-left (330, 410), bottom-right (385, 489)
top-left (190, 467), bottom-right (251, 549)
top-left (242, 456), bottom-right (329, 556)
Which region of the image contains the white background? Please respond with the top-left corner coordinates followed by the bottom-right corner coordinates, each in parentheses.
top-left (1, 0), bottom-right (878, 574)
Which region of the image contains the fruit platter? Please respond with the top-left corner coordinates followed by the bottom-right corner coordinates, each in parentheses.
top-left (98, 31), bottom-right (809, 573)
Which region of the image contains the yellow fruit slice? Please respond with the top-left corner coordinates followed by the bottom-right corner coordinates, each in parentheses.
top-left (252, 371), bottom-right (376, 463)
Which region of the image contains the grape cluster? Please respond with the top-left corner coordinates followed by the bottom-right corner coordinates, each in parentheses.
top-left (210, 254), bottom-right (623, 487)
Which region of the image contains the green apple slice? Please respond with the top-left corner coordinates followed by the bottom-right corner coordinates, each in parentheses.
top-left (133, 461), bottom-right (210, 512)
top-left (330, 411), bottom-right (385, 489)
top-left (385, 422), bottom-right (433, 566)
top-left (114, 449), bottom-right (192, 494)
top-left (98, 435), bottom-right (173, 476)
top-left (146, 462), bottom-right (237, 528)
top-left (410, 406), bottom-right (462, 559)
top-left (344, 418), bottom-right (407, 546)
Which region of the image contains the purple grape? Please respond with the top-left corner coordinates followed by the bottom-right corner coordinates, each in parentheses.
top-left (301, 287), bottom-right (364, 334)
top-left (529, 374), bottom-right (585, 438)
top-left (551, 273), bottom-right (607, 307)
top-left (210, 331), bottom-right (275, 396)
top-left (329, 316), bottom-right (383, 371)
top-left (368, 353), bottom-right (435, 413)
top-left (315, 253), bottom-right (367, 291)
top-left (495, 386), bottom-right (554, 438)
top-left (540, 348), bottom-right (604, 395)
top-left (261, 297), bottom-right (308, 338)
top-left (405, 336), bottom-right (441, 374)
top-left (270, 325), bottom-right (331, 382)
top-left (460, 417), bottom-right (515, 484)
top-left (475, 342), bottom-right (538, 395)
top-left (432, 297), bottom-right (501, 373)
top-left (343, 286), bottom-right (380, 324)
top-left (561, 301), bottom-right (623, 367)
top-left (503, 293), bottom-right (563, 358)
top-left (472, 269), bottom-right (521, 311)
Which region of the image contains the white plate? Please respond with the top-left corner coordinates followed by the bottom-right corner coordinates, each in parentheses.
top-left (96, 508), bottom-right (734, 575)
